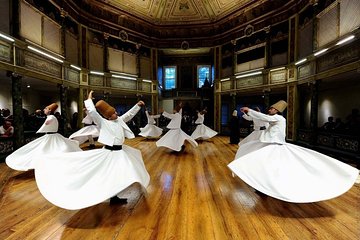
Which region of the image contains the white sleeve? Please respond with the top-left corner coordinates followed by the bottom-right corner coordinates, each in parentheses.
top-left (84, 99), bottom-right (102, 127)
top-left (248, 109), bottom-right (281, 123)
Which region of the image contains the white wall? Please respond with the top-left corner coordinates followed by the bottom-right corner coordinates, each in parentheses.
top-left (318, 83), bottom-right (360, 127)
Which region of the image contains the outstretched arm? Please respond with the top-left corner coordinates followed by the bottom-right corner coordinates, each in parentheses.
top-left (84, 90), bottom-right (102, 126)
top-left (120, 100), bottom-right (144, 122)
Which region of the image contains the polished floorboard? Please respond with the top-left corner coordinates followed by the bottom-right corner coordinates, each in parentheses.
top-left (0, 136), bottom-right (359, 240)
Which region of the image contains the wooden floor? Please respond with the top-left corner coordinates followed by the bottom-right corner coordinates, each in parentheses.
top-left (0, 136), bottom-right (359, 240)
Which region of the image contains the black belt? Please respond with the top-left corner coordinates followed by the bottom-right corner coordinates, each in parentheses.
top-left (105, 145), bottom-right (122, 151)
top-left (260, 126), bottom-right (266, 130)
top-left (45, 132), bottom-right (57, 134)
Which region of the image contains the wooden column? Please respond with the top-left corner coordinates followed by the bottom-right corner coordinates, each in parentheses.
top-left (9, 72), bottom-right (24, 149)
top-left (59, 84), bottom-right (69, 136)
top-left (309, 81), bottom-right (319, 144)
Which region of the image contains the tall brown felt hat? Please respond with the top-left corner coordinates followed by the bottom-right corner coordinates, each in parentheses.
top-left (270, 100), bottom-right (287, 113)
top-left (46, 103), bottom-right (58, 112)
top-left (95, 100), bottom-right (115, 118)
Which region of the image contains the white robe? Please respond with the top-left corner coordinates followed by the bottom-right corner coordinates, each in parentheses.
top-left (228, 109), bottom-right (359, 203)
top-left (34, 100), bottom-right (150, 210)
top-left (6, 115), bottom-right (82, 171)
top-left (239, 113), bottom-right (269, 146)
top-left (191, 112), bottom-right (218, 140)
top-left (139, 111), bottom-right (163, 138)
top-left (156, 109), bottom-right (198, 151)
top-left (69, 113), bottom-right (100, 144)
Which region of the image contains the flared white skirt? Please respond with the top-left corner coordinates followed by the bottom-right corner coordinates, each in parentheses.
top-left (191, 124), bottom-right (218, 140)
top-left (139, 124), bottom-right (163, 138)
top-left (238, 130), bottom-right (263, 146)
top-left (156, 128), bottom-right (198, 151)
top-left (228, 141), bottom-right (359, 203)
top-left (69, 125), bottom-right (100, 144)
top-left (34, 145), bottom-right (150, 210)
top-left (6, 133), bottom-right (82, 171)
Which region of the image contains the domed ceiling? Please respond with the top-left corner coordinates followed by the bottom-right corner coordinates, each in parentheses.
top-left (98, 0), bottom-right (258, 25)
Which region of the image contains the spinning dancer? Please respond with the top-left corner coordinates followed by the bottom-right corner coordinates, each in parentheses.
top-left (228, 100), bottom-right (359, 203)
top-left (239, 106), bottom-right (269, 146)
top-left (139, 109), bottom-right (163, 138)
top-left (6, 103), bottom-right (81, 171)
top-left (191, 108), bottom-right (217, 140)
top-left (156, 103), bottom-right (198, 152)
top-left (69, 108), bottom-right (99, 149)
top-left (34, 91), bottom-right (150, 210)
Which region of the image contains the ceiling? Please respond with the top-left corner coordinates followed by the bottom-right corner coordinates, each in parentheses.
top-left (98, 0), bottom-right (259, 25)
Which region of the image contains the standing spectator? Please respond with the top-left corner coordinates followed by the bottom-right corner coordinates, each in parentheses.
top-left (229, 110), bottom-right (240, 144)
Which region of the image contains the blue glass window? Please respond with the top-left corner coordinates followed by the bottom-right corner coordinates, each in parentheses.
top-left (164, 66), bottom-right (176, 89)
top-left (197, 65), bottom-right (210, 88)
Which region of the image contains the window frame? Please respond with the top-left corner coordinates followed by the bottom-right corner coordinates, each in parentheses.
top-left (197, 65), bottom-right (211, 88)
top-left (163, 66), bottom-right (177, 90)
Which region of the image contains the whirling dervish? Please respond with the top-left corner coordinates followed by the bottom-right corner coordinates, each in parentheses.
top-left (34, 91), bottom-right (150, 210)
top-left (69, 108), bottom-right (100, 149)
top-left (228, 100), bottom-right (359, 203)
top-left (6, 103), bottom-right (82, 171)
top-left (239, 106), bottom-right (269, 146)
top-left (156, 102), bottom-right (198, 152)
top-left (191, 107), bottom-right (217, 140)
top-left (139, 108), bottom-right (163, 138)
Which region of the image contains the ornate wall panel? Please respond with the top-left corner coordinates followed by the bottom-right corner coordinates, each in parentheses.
top-left (43, 17), bottom-right (61, 54)
top-left (24, 51), bottom-right (62, 77)
top-left (141, 82), bottom-right (151, 92)
top-left (65, 68), bottom-right (80, 84)
top-left (65, 31), bottom-right (79, 65)
top-left (20, 1), bottom-right (42, 45)
top-left (89, 43), bottom-right (103, 71)
top-left (317, 42), bottom-right (359, 72)
top-left (140, 56), bottom-right (151, 79)
top-left (297, 62), bottom-right (314, 79)
top-left (110, 77), bottom-right (137, 90)
top-left (220, 80), bottom-right (232, 91)
top-left (89, 74), bottom-right (104, 86)
top-left (108, 48), bottom-right (124, 72)
top-left (0, 41), bottom-right (12, 62)
top-left (236, 75), bottom-right (263, 88)
top-left (270, 70), bottom-right (287, 84)
top-left (123, 52), bottom-right (137, 75)
top-left (340, 0), bottom-right (360, 36)
top-left (317, 3), bottom-right (338, 48)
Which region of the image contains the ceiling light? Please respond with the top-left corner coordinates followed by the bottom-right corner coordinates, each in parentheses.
top-left (27, 46), bottom-right (64, 63)
top-left (0, 33), bottom-right (15, 42)
top-left (142, 79), bottom-right (152, 83)
top-left (314, 48), bottom-right (328, 56)
top-left (111, 74), bottom-right (136, 80)
top-left (220, 78), bottom-right (230, 82)
top-left (90, 71), bottom-right (104, 76)
top-left (110, 71), bottom-right (137, 77)
top-left (295, 58), bottom-right (307, 65)
top-left (270, 67), bottom-right (285, 72)
top-left (70, 64), bottom-right (81, 71)
top-left (235, 71), bottom-right (262, 79)
top-left (336, 35), bottom-right (355, 45)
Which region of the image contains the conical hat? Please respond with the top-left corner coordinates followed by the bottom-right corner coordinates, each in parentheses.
top-left (46, 103), bottom-right (58, 112)
top-left (95, 100), bottom-right (115, 118)
top-left (270, 100), bottom-right (287, 112)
